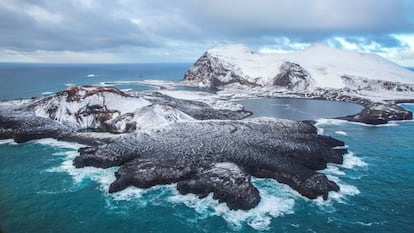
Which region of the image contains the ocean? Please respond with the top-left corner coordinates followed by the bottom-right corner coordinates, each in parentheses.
top-left (0, 64), bottom-right (413, 233)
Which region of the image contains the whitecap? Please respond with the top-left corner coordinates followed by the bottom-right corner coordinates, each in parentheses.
top-left (335, 131), bottom-right (348, 136)
top-left (48, 150), bottom-right (118, 189)
top-left (317, 127), bottom-right (324, 135)
top-left (110, 186), bottom-right (145, 201)
top-left (323, 164), bottom-right (346, 176)
top-left (341, 152), bottom-right (367, 169)
top-left (0, 139), bottom-right (15, 145)
top-left (168, 178), bottom-right (295, 231)
top-left (33, 138), bottom-right (85, 150)
top-left (65, 83), bottom-right (76, 87)
top-left (41, 91), bottom-right (54, 95)
top-left (97, 82), bottom-right (112, 87)
top-left (312, 175), bottom-right (360, 208)
top-left (87, 74), bottom-right (95, 78)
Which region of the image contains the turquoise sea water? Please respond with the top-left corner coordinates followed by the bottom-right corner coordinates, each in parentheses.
top-left (1, 64), bottom-right (414, 233)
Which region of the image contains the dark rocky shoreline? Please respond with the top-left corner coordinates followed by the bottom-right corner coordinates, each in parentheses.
top-left (74, 119), bottom-right (346, 210)
top-left (0, 86), bottom-right (351, 210)
top-left (2, 84), bottom-right (413, 210)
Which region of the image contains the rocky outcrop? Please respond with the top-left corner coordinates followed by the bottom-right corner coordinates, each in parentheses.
top-left (339, 103), bottom-right (412, 125)
top-left (75, 118), bottom-right (346, 210)
top-left (0, 109), bottom-right (73, 143)
top-left (183, 53), bottom-right (311, 91)
top-left (183, 52), bottom-right (259, 88)
top-left (177, 162), bottom-right (260, 210)
top-left (272, 62), bottom-right (312, 90)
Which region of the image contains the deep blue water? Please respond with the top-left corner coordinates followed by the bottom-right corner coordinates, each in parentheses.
top-left (0, 64), bottom-right (414, 233)
top-left (0, 63), bottom-right (191, 100)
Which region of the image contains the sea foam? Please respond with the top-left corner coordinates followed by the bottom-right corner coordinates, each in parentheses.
top-left (335, 131), bottom-right (348, 136)
top-left (39, 137), bottom-right (364, 231)
top-left (41, 91), bottom-right (54, 95)
top-left (0, 139), bottom-right (15, 145)
top-left (341, 152), bottom-right (368, 169)
top-left (34, 138), bottom-right (85, 150)
top-left (168, 178), bottom-right (295, 231)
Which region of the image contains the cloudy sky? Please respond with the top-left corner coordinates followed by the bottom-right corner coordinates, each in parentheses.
top-left (0, 0), bottom-right (413, 66)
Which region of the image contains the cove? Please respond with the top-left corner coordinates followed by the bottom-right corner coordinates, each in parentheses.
top-left (237, 98), bottom-right (364, 121)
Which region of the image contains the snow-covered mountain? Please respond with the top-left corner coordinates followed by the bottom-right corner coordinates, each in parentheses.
top-left (184, 44), bottom-right (414, 93)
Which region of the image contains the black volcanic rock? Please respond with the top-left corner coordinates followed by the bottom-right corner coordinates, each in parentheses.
top-left (75, 118), bottom-right (347, 209)
top-left (183, 52), bottom-right (259, 88)
top-left (273, 62), bottom-right (311, 90)
top-left (177, 162), bottom-right (260, 210)
top-left (0, 109), bottom-right (73, 143)
top-left (339, 103), bottom-right (412, 125)
top-left (0, 86), bottom-right (351, 210)
top-left (109, 158), bottom-right (198, 192)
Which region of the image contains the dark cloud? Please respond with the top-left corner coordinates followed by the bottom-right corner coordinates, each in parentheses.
top-left (0, 0), bottom-right (413, 63)
top-left (0, 0), bottom-right (157, 51)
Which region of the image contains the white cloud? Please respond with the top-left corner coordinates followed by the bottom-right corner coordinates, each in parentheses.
top-left (25, 5), bottom-right (62, 24)
top-left (0, 0), bottom-right (413, 65)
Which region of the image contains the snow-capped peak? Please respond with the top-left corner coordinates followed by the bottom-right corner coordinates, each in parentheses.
top-left (200, 43), bottom-right (414, 89)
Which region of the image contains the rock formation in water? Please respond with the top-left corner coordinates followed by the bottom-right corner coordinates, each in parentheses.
top-left (183, 44), bottom-right (414, 124)
top-left (75, 118), bottom-right (346, 210)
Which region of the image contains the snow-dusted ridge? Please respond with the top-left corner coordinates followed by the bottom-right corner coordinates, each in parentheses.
top-left (189, 43), bottom-right (414, 90)
top-left (0, 86), bottom-right (252, 144)
top-left (183, 44), bottom-right (414, 125)
top-left (30, 86), bottom-right (193, 133)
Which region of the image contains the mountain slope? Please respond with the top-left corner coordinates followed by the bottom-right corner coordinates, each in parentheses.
top-left (184, 44), bottom-right (414, 91)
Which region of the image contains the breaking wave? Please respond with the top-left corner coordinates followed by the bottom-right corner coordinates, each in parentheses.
top-left (38, 136), bottom-right (366, 231)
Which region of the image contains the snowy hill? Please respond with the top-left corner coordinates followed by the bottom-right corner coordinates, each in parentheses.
top-left (184, 44), bottom-right (414, 91)
top-left (30, 86), bottom-right (194, 133)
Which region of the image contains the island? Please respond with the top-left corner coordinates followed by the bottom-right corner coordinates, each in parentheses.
top-left (1, 44), bottom-right (414, 210)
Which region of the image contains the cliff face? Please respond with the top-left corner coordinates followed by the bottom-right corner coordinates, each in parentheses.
top-left (183, 50), bottom-right (312, 91)
top-left (183, 52), bottom-right (260, 88)
top-left (183, 44), bottom-right (414, 91)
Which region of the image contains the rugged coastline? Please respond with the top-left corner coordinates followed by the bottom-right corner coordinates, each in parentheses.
top-left (2, 44), bottom-right (414, 211)
top-left (0, 85), bottom-right (349, 210)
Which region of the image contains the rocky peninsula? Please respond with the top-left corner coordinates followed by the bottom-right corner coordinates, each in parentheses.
top-left (0, 85), bottom-right (347, 210)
